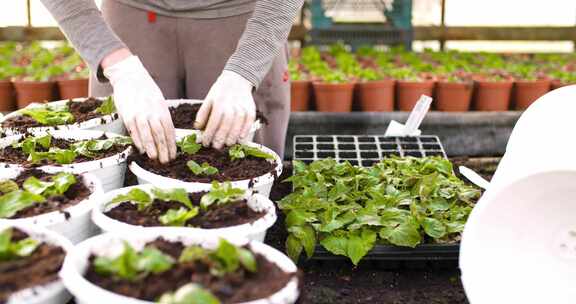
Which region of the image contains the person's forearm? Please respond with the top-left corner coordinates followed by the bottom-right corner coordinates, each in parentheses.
top-left (40, 0), bottom-right (127, 81)
top-left (224, 0), bottom-right (304, 88)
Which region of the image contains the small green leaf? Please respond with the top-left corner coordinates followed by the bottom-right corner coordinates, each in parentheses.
top-left (95, 96), bottom-right (116, 115)
top-left (0, 228), bottom-right (41, 261)
top-left (50, 172), bottom-right (77, 195)
top-left (228, 145), bottom-right (245, 160)
top-left (285, 235), bottom-right (303, 262)
top-left (151, 188), bottom-right (193, 209)
top-left (200, 182), bottom-right (244, 210)
top-left (210, 239), bottom-right (240, 276)
top-left (23, 176), bottom-right (54, 195)
top-left (237, 247), bottom-right (257, 272)
top-left (111, 188), bottom-right (152, 211)
top-left (346, 229), bottom-right (377, 265)
top-left (158, 283), bottom-right (221, 304)
top-left (158, 207), bottom-right (199, 226)
top-left (379, 219), bottom-right (421, 248)
top-left (137, 247), bottom-right (175, 274)
top-left (177, 134), bottom-right (202, 155)
top-left (20, 107), bottom-right (75, 125)
top-left (288, 225), bottom-right (316, 258)
top-left (320, 233), bottom-right (348, 257)
top-left (421, 217), bottom-right (447, 239)
top-left (0, 180), bottom-right (18, 194)
top-left (187, 160), bottom-right (218, 176)
top-left (179, 246), bottom-right (208, 263)
top-left (0, 190), bottom-right (45, 218)
top-left (228, 144), bottom-right (274, 161)
top-left (29, 148), bottom-right (77, 164)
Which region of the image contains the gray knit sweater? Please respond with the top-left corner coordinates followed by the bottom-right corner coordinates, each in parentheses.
top-left (40, 0), bottom-right (303, 86)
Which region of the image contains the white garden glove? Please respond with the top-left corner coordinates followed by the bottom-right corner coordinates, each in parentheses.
top-left (104, 55), bottom-right (176, 163)
top-left (195, 70), bottom-right (256, 149)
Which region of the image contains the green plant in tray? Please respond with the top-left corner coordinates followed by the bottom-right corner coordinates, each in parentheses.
top-left (279, 157), bottom-right (481, 265)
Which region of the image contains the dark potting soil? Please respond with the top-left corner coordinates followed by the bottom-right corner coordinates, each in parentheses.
top-left (1, 97), bottom-right (117, 129)
top-left (4, 169), bottom-right (91, 219)
top-left (131, 145), bottom-right (277, 183)
top-left (84, 238), bottom-right (294, 303)
top-left (105, 192), bottom-right (265, 228)
top-left (0, 229), bottom-right (66, 303)
top-left (170, 103), bottom-right (268, 129)
top-left (0, 136), bottom-right (128, 166)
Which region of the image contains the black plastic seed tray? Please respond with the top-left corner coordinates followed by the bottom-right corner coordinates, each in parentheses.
top-left (293, 135), bottom-right (447, 165)
top-left (312, 244), bottom-right (459, 262)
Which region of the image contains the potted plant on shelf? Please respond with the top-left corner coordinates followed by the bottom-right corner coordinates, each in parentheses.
top-left (355, 67), bottom-right (395, 112)
top-left (311, 67), bottom-right (355, 113)
top-left (391, 67), bottom-right (435, 111)
top-left (509, 63), bottom-right (550, 110)
top-left (472, 71), bottom-right (514, 111)
top-left (435, 70), bottom-right (474, 112)
top-left (129, 134), bottom-right (282, 197)
top-left (60, 231), bottom-right (300, 304)
top-left (0, 63), bottom-right (17, 112)
top-left (92, 182), bottom-right (277, 242)
top-left (57, 53), bottom-right (90, 100)
top-left (549, 69), bottom-right (576, 90)
top-left (289, 60), bottom-right (311, 111)
top-left (0, 224), bottom-right (73, 304)
top-left (0, 168), bottom-right (102, 243)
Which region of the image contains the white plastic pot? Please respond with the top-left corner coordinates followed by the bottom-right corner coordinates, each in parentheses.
top-left (0, 167), bottom-right (104, 243)
top-left (61, 229), bottom-right (299, 304)
top-left (0, 223), bottom-right (73, 304)
top-left (166, 99), bottom-right (262, 141)
top-left (92, 184), bottom-right (276, 242)
top-left (129, 142), bottom-right (282, 197)
top-left (460, 171), bottom-right (576, 304)
top-left (0, 129), bottom-right (132, 191)
top-left (0, 98), bottom-right (125, 136)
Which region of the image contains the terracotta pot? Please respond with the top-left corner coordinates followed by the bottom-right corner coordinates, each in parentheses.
top-left (58, 78), bottom-right (89, 100)
top-left (473, 81), bottom-right (513, 111)
top-left (312, 82), bottom-right (355, 112)
top-left (512, 79), bottom-right (550, 110)
top-left (0, 80), bottom-right (16, 112)
top-left (13, 81), bottom-right (57, 109)
top-left (396, 80), bottom-right (435, 111)
top-left (435, 81), bottom-right (473, 112)
top-left (357, 79), bottom-right (395, 112)
top-left (290, 80), bottom-right (311, 111)
top-left (550, 80), bottom-right (571, 91)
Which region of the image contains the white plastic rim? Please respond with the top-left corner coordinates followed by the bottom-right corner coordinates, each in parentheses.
top-left (129, 141), bottom-right (282, 197)
top-left (460, 170), bottom-right (576, 304)
top-left (166, 99), bottom-right (261, 141)
top-left (61, 229), bottom-right (299, 304)
top-left (0, 223), bottom-right (73, 304)
top-left (92, 184), bottom-right (277, 242)
top-left (0, 129), bottom-right (132, 191)
top-left (0, 98), bottom-right (126, 136)
top-left (0, 167), bottom-right (104, 243)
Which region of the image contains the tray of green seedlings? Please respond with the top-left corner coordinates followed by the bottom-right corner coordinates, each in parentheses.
top-left (278, 157), bottom-right (481, 265)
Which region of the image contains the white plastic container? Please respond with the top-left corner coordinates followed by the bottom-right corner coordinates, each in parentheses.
top-left (129, 142), bottom-right (282, 197)
top-left (0, 98), bottom-right (125, 136)
top-left (0, 167), bottom-right (103, 243)
top-left (61, 229), bottom-right (299, 304)
top-left (0, 129), bottom-right (132, 191)
top-left (0, 223), bottom-right (73, 304)
top-left (91, 184), bottom-right (276, 242)
top-left (166, 99), bottom-right (262, 141)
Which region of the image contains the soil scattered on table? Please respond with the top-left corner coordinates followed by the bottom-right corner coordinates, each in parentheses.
top-left (170, 103), bottom-right (268, 129)
top-left (105, 192), bottom-right (265, 228)
top-left (0, 229), bottom-right (66, 303)
top-left (0, 135), bottom-right (127, 166)
top-left (1, 97), bottom-right (116, 130)
top-left (4, 169), bottom-right (91, 219)
top-left (84, 238), bottom-right (294, 303)
top-left (132, 146), bottom-right (276, 183)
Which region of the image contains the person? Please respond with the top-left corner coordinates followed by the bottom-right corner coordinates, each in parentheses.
top-left (40, 0), bottom-right (304, 163)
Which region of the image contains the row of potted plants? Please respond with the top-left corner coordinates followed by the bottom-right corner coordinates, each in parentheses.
top-left (0, 42), bottom-right (89, 111)
top-left (290, 45), bottom-right (576, 112)
top-left (0, 97), bottom-right (297, 303)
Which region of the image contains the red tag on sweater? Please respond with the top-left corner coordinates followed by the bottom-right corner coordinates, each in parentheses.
top-left (147, 11), bottom-right (157, 23)
top-left (283, 70), bottom-right (289, 82)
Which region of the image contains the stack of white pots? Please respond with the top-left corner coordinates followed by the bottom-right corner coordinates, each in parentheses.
top-left (0, 98), bottom-right (297, 304)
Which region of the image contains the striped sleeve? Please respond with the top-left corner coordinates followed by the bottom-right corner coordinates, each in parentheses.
top-left (40, 0), bottom-right (126, 82)
top-left (224, 0), bottom-right (304, 88)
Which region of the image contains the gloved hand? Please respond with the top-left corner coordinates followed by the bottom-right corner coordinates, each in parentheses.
top-left (194, 70), bottom-right (256, 149)
top-left (103, 55), bottom-right (176, 163)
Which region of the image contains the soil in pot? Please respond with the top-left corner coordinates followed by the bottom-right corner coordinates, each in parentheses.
top-left (132, 136), bottom-right (277, 183)
top-left (84, 238), bottom-right (295, 303)
top-left (0, 169), bottom-right (90, 219)
top-left (357, 79), bottom-right (395, 112)
top-left (13, 81), bottom-right (57, 109)
top-left (473, 80), bottom-right (513, 111)
top-left (290, 80), bottom-right (311, 111)
top-left (312, 82), bottom-right (355, 112)
top-left (512, 79), bottom-right (550, 110)
top-left (435, 81), bottom-right (473, 112)
top-left (0, 80), bottom-right (16, 112)
top-left (105, 189), bottom-right (264, 228)
top-left (169, 103), bottom-right (268, 129)
top-left (57, 78), bottom-right (89, 100)
top-left (0, 228), bottom-right (66, 303)
top-left (2, 97), bottom-right (118, 130)
top-left (396, 81), bottom-right (435, 111)
top-left (0, 134), bottom-right (130, 166)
